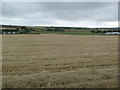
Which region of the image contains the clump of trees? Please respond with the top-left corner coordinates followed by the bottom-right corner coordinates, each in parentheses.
top-left (46, 27), bottom-right (64, 32)
top-left (91, 29), bottom-right (119, 33)
top-left (16, 26), bottom-right (34, 34)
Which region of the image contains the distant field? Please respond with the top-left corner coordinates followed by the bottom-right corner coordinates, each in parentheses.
top-left (60, 33), bottom-right (104, 35)
top-left (31, 31), bottom-right (103, 35)
top-left (2, 34), bottom-right (118, 88)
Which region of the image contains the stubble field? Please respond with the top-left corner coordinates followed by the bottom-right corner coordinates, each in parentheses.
top-left (2, 34), bottom-right (118, 88)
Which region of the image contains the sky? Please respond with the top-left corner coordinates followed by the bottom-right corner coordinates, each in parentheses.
top-left (1, 2), bottom-right (118, 28)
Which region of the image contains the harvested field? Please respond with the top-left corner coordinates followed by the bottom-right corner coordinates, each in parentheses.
top-left (2, 34), bottom-right (118, 88)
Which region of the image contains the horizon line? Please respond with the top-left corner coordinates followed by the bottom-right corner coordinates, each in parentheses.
top-left (0, 24), bottom-right (118, 28)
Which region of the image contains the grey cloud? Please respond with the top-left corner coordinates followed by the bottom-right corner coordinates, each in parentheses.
top-left (1, 2), bottom-right (118, 27)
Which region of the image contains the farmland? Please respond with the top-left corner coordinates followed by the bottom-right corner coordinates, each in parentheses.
top-left (2, 34), bottom-right (118, 88)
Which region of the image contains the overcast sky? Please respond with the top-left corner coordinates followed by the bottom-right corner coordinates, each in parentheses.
top-left (1, 2), bottom-right (118, 28)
